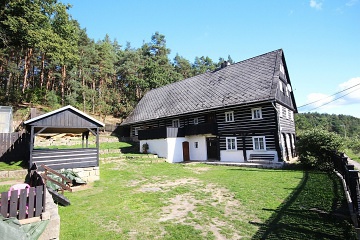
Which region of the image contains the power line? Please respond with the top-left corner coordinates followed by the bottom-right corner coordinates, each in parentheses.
top-left (298, 81), bottom-right (360, 108)
top-left (306, 86), bottom-right (360, 112)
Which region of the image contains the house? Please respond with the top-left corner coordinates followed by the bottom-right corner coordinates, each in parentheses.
top-left (120, 49), bottom-right (297, 164)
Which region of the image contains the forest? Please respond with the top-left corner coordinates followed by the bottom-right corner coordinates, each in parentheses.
top-left (0, 0), bottom-right (233, 120)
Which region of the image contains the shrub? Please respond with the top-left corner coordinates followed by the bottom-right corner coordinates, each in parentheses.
top-left (296, 129), bottom-right (343, 170)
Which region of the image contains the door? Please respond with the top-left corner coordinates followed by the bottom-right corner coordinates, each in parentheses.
top-left (206, 137), bottom-right (218, 160)
top-left (182, 141), bottom-right (190, 161)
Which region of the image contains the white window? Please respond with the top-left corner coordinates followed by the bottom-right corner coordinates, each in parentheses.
top-left (279, 80), bottom-right (283, 92)
top-left (251, 108), bottom-right (262, 120)
top-left (279, 105), bottom-right (283, 118)
top-left (226, 137), bottom-right (237, 150)
top-left (280, 64), bottom-right (285, 74)
top-left (172, 119), bottom-right (180, 128)
top-left (134, 127), bottom-right (140, 136)
top-left (194, 142), bottom-right (198, 148)
top-left (286, 87), bottom-right (289, 96)
top-left (193, 117), bottom-right (199, 125)
top-left (225, 111), bottom-right (234, 122)
top-left (253, 136), bottom-right (266, 150)
top-left (286, 109), bottom-right (289, 119)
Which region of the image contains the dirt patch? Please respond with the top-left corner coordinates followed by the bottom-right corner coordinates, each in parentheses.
top-left (138, 177), bottom-right (201, 193)
top-left (138, 177), bottom-right (259, 239)
top-left (184, 166), bottom-right (212, 174)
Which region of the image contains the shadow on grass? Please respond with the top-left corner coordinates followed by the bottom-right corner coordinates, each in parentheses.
top-left (251, 170), bottom-right (357, 240)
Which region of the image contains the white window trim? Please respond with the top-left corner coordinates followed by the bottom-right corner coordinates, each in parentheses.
top-left (193, 117), bottom-right (199, 125)
top-left (286, 109), bottom-right (289, 119)
top-left (279, 105), bottom-right (283, 118)
top-left (279, 80), bottom-right (283, 92)
top-left (134, 127), bottom-right (140, 136)
top-left (251, 108), bottom-right (262, 120)
top-left (252, 136), bottom-right (266, 151)
top-left (225, 111), bottom-right (234, 122)
top-left (172, 119), bottom-right (180, 128)
top-left (226, 137), bottom-right (237, 151)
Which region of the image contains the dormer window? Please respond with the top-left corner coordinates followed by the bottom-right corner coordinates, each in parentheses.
top-left (280, 64), bottom-right (285, 74)
top-left (172, 119), bottom-right (180, 128)
top-left (225, 111), bottom-right (234, 122)
top-left (251, 108), bottom-right (262, 120)
top-left (279, 80), bottom-right (283, 92)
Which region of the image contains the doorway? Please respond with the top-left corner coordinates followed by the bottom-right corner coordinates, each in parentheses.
top-left (206, 137), bottom-right (219, 160)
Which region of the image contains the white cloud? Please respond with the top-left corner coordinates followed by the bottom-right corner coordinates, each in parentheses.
top-left (300, 77), bottom-right (360, 117)
top-left (338, 77), bottom-right (360, 102)
top-left (346, 0), bottom-right (358, 6)
top-left (310, 0), bottom-right (323, 10)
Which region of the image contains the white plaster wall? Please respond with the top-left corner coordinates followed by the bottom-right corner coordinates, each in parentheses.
top-left (140, 139), bottom-right (168, 159)
top-left (247, 150), bottom-right (279, 162)
top-left (166, 137), bottom-right (187, 163)
top-left (220, 150), bottom-right (244, 162)
top-left (187, 135), bottom-right (207, 160)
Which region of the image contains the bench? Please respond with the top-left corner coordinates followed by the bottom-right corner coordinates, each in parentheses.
top-left (248, 154), bottom-right (275, 163)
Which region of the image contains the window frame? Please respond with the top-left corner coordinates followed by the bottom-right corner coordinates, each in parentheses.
top-left (225, 111), bottom-right (234, 122)
top-left (279, 80), bottom-right (283, 92)
top-left (134, 127), bottom-right (140, 136)
top-left (279, 105), bottom-right (283, 118)
top-left (193, 117), bottom-right (199, 125)
top-left (252, 136), bottom-right (266, 151)
top-left (226, 137), bottom-right (237, 151)
top-left (172, 119), bottom-right (180, 128)
top-left (251, 108), bottom-right (262, 120)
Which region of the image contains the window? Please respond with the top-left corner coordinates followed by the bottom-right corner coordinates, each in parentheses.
top-left (279, 105), bottom-right (283, 117)
top-left (253, 136), bottom-right (266, 150)
top-left (134, 127), bottom-right (140, 136)
top-left (172, 119), bottom-right (180, 128)
top-left (279, 80), bottom-right (283, 92)
top-left (225, 111), bottom-right (234, 122)
top-left (194, 142), bottom-right (198, 148)
top-left (285, 87), bottom-right (289, 96)
top-left (280, 64), bottom-right (285, 74)
top-left (193, 117), bottom-right (199, 125)
top-left (251, 108), bottom-right (262, 119)
top-left (289, 110), bottom-right (293, 121)
top-left (226, 137), bottom-right (237, 150)
top-left (286, 109), bottom-right (289, 119)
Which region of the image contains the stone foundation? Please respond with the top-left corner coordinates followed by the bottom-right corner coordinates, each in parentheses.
top-left (69, 166), bottom-right (100, 183)
top-left (39, 187), bottom-right (60, 240)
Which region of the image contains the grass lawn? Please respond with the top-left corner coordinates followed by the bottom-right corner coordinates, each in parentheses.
top-left (59, 159), bottom-right (356, 239)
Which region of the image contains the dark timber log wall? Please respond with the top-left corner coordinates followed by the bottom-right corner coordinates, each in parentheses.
top-left (32, 148), bottom-right (98, 171)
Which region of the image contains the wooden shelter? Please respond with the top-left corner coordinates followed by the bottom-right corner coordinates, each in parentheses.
top-left (24, 105), bottom-right (104, 170)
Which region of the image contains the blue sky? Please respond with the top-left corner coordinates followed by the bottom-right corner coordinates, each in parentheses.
top-left (63, 0), bottom-right (360, 117)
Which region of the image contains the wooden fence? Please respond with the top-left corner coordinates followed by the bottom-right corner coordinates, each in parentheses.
top-left (0, 131), bottom-right (29, 163)
top-left (332, 152), bottom-right (360, 227)
top-left (0, 184), bottom-right (46, 220)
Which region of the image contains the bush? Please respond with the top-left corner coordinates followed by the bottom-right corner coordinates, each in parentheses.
top-left (296, 129), bottom-right (343, 170)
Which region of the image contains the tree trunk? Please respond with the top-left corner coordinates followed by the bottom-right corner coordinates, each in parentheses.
top-left (92, 77), bottom-right (95, 114)
top-left (22, 48), bottom-right (33, 93)
top-left (61, 65), bottom-right (66, 106)
top-left (40, 52), bottom-right (46, 88)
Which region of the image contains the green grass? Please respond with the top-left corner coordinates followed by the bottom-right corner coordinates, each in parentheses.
top-left (58, 160), bottom-right (356, 239)
top-left (0, 160), bottom-right (25, 171)
top-left (344, 148), bottom-right (360, 163)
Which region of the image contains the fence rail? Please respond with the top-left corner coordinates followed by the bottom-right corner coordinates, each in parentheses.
top-left (332, 152), bottom-right (360, 227)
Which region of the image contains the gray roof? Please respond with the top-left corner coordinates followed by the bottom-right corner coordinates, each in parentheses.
top-left (122, 49), bottom-right (288, 125)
